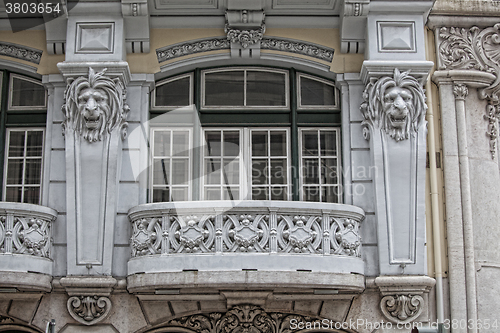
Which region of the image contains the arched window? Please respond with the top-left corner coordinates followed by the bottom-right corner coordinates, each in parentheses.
top-left (150, 67), bottom-right (340, 203)
top-left (0, 71), bottom-right (47, 204)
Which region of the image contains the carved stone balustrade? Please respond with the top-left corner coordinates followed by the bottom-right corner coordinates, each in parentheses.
top-left (127, 201), bottom-right (365, 293)
top-left (0, 202), bottom-right (58, 292)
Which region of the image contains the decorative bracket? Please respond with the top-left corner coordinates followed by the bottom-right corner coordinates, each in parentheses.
top-left (375, 276), bottom-right (435, 324)
top-left (225, 9), bottom-right (265, 58)
top-left (340, 0), bottom-right (370, 53)
top-left (121, 0), bottom-right (150, 53)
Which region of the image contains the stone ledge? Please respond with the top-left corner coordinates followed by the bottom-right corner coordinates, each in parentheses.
top-left (0, 271), bottom-right (52, 292)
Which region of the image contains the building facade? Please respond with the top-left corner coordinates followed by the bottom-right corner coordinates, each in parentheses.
top-left (0, 0), bottom-right (498, 332)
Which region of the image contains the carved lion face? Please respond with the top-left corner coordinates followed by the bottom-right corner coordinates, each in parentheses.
top-left (383, 86), bottom-right (414, 140)
top-left (78, 87), bottom-right (109, 136)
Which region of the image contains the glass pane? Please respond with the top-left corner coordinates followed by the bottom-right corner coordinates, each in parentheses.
top-left (25, 159), bottom-right (42, 185)
top-left (223, 159), bottom-right (239, 184)
top-left (223, 131), bottom-right (240, 157)
top-left (252, 131), bottom-right (268, 157)
top-left (8, 131), bottom-right (25, 157)
top-left (205, 71), bottom-right (244, 106)
top-left (302, 159), bottom-right (319, 184)
top-left (172, 131), bottom-right (189, 156)
top-left (320, 131), bottom-right (337, 156)
top-left (322, 186), bottom-right (339, 203)
top-left (302, 131), bottom-right (318, 156)
top-left (171, 187), bottom-right (188, 201)
top-left (270, 132), bottom-right (286, 156)
top-left (26, 131), bottom-right (43, 157)
top-left (153, 159), bottom-right (170, 185)
top-left (205, 187), bottom-right (221, 200)
top-left (23, 187), bottom-right (40, 204)
top-left (270, 159), bottom-right (287, 184)
top-left (300, 76), bottom-right (335, 106)
top-left (252, 160), bottom-right (268, 185)
top-left (303, 186), bottom-right (320, 202)
top-left (252, 187), bottom-right (268, 200)
top-left (205, 131), bottom-right (221, 156)
top-left (205, 159), bottom-right (221, 184)
top-left (223, 187), bottom-right (239, 200)
top-left (7, 160), bottom-right (23, 185)
top-left (11, 76), bottom-right (46, 108)
top-left (155, 76), bottom-right (190, 107)
top-left (271, 186), bottom-right (287, 200)
top-left (246, 71), bottom-right (286, 106)
top-left (5, 187), bottom-right (22, 202)
top-left (172, 159), bottom-right (189, 185)
top-left (321, 158), bottom-right (338, 184)
top-left (153, 187), bottom-right (170, 202)
top-left (154, 131), bottom-right (170, 157)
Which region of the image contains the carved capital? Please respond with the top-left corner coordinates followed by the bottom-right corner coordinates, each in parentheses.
top-left (360, 68), bottom-right (427, 142)
top-left (453, 83), bottom-right (469, 100)
top-left (380, 294), bottom-right (424, 324)
top-left (62, 67), bottom-right (130, 143)
top-left (67, 295), bottom-right (112, 325)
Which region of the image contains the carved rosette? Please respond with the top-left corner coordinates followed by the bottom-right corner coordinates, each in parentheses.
top-left (360, 68), bottom-right (427, 142)
top-left (168, 305), bottom-right (321, 333)
top-left (62, 67), bottom-right (130, 143)
top-left (380, 294), bottom-right (424, 324)
top-left (225, 24), bottom-right (266, 49)
top-left (67, 295), bottom-right (112, 325)
top-left (439, 24), bottom-right (500, 158)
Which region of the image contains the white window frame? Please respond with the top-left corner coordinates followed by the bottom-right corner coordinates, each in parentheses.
top-left (150, 127), bottom-right (193, 202)
top-left (8, 74), bottom-right (47, 111)
top-left (201, 67), bottom-right (290, 110)
top-left (151, 73), bottom-right (194, 111)
top-left (3, 128), bottom-right (45, 204)
top-left (298, 127), bottom-right (342, 203)
top-left (297, 73), bottom-right (339, 110)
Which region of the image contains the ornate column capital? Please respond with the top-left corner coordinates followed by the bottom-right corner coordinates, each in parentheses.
top-left (453, 83), bottom-right (469, 101)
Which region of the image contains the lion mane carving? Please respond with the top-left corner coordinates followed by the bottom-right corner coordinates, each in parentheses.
top-left (360, 69), bottom-right (426, 142)
top-left (62, 67), bottom-right (129, 143)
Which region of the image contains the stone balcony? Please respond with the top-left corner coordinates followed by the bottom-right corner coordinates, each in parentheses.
top-left (0, 202), bottom-right (58, 292)
top-left (127, 200), bottom-right (365, 293)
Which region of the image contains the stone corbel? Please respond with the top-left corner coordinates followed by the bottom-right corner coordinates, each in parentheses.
top-left (45, 13), bottom-right (68, 55)
top-left (225, 9), bottom-right (265, 58)
top-left (121, 0), bottom-right (150, 53)
top-left (375, 276), bottom-right (435, 324)
top-left (340, 0), bottom-right (370, 53)
top-left (60, 276), bottom-right (117, 326)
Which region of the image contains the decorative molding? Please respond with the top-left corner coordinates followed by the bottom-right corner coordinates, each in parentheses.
top-left (167, 305), bottom-right (321, 333)
top-left (380, 294), bottom-right (424, 324)
top-left (360, 68), bottom-right (427, 142)
top-left (62, 67), bottom-right (130, 143)
top-left (0, 42), bottom-right (42, 65)
top-left (438, 25), bottom-right (500, 158)
top-left (67, 296), bottom-right (112, 326)
top-left (377, 22), bottom-right (416, 53)
top-left (130, 206), bottom-right (362, 257)
top-left (156, 37), bottom-right (334, 63)
top-left (225, 24), bottom-right (266, 49)
top-left (76, 23), bottom-right (115, 54)
top-left (261, 37), bottom-right (334, 61)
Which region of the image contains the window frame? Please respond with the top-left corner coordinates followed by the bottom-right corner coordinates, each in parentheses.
top-left (200, 67), bottom-right (290, 111)
top-left (8, 74), bottom-right (47, 111)
top-left (297, 73), bottom-right (340, 111)
top-left (2, 127), bottom-right (45, 204)
top-left (151, 73), bottom-right (194, 111)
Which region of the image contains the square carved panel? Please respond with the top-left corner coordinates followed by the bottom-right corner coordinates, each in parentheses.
top-left (377, 22), bottom-right (416, 53)
top-left (76, 23), bottom-right (115, 54)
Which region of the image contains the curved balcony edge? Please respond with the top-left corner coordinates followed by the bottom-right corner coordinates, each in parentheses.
top-left (0, 202), bottom-right (58, 277)
top-left (127, 271), bottom-right (365, 294)
top-left (0, 270), bottom-right (53, 292)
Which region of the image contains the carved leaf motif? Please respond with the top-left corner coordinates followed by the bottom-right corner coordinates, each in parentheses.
top-left (67, 296), bottom-right (112, 326)
top-left (380, 294), bottom-right (424, 324)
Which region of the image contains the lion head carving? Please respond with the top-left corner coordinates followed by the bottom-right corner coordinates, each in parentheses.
top-left (361, 69), bottom-right (426, 142)
top-left (62, 68), bottom-right (129, 142)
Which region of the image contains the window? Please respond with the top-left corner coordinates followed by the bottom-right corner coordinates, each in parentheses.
top-left (0, 71), bottom-right (47, 204)
top-left (151, 67), bottom-right (341, 203)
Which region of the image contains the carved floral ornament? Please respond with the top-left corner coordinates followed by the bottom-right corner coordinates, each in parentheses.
top-left (62, 67), bottom-right (130, 143)
top-left (67, 295), bottom-right (112, 325)
top-left (438, 24), bottom-right (500, 158)
top-left (360, 68), bottom-right (427, 142)
top-left (380, 294), bottom-right (424, 324)
top-left (225, 24), bottom-right (266, 49)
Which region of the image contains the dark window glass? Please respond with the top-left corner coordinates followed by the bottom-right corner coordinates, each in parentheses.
top-left (205, 71), bottom-right (244, 106)
top-left (300, 76), bottom-right (336, 107)
top-left (155, 76), bottom-right (190, 107)
top-left (10, 76), bottom-right (46, 108)
top-left (246, 71), bottom-right (286, 106)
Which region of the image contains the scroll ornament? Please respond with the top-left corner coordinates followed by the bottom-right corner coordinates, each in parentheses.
top-left (380, 294), bottom-right (424, 324)
top-left (62, 67), bottom-right (130, 143)
top-left (360, 68), bottom-right (427, 142)
top-left (67, 295), bottom-right (112, 325)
